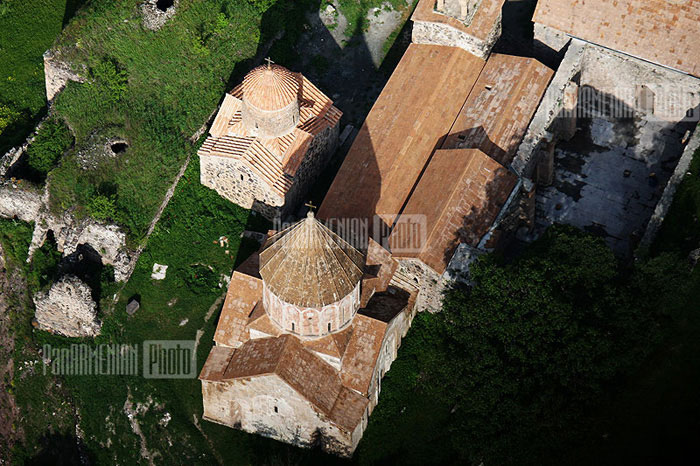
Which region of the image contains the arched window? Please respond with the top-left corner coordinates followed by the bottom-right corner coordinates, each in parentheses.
top-left (291, 322), bottom-right (295, 332)
top-left (327, 322), bottom-right (331, 332)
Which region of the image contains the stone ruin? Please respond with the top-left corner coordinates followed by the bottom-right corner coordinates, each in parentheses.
top-left (33, 275), bottom-right (101, 338)
top-left (141, 0), bottom-right (179, 31)
top-left (435, 0), bottom-right (482, 25)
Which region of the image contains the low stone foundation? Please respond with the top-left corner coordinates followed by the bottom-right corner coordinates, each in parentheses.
top-left (33, 275), bottom-right (101, 337)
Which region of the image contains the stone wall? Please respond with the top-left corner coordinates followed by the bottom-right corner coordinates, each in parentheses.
top-left (0, 181), bottom-right (43, 223)
top-left (533, 22), bottom-right (571, 65)
top-left (263, 281), bottom-right (360, 337)
top-left (0, 181), bottom-right (133, 282)
top-left (200, 120), bottom-right (339, 221)
top-left (511, 39), bottom-right (586, 178)
top-left (392, 258), bottom-right (446, 313)
top-left (640, 125), bottom-right (700, 248)
top-left (435, 0), bottom-right (482, 25)
top-left (141, 0), bottom-right (179, 31)
top-left (241, 99), bottom-right (300, 139)
top-left (33, 275), bottom-right (101, 337)
top-left (43, 50), bottom-right (85, 103)
top-left (199, 155), bottom-right (285, 213)
top-left (366, 290), bottom-right (417, 411)
top-left (202, 374), bottom-right (359, 457)
top-left (284, 122), bottom-right (340, 214)
top-left (411, 14), bottom-right (501, 59)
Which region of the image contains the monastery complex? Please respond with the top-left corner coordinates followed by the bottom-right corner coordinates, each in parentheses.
top-left (199, 0), bottom-right (700, 457)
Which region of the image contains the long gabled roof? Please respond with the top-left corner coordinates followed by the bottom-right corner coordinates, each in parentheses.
top-left (259, 212), bottom-right (365, 307)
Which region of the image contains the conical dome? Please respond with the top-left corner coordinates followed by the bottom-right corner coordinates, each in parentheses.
top-left (260, 212), bottom-right (365, 308)
top-left (242, 64), bottom-right (300, 111)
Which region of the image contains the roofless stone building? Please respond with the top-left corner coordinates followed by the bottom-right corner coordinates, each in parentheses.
top-left (198, 62), bottom-right (342, 220)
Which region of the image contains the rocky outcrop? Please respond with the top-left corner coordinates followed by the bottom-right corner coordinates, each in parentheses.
top-left (0, 181), bottom-right (135, 282)
top-left (0, 181), bottom-right (43, 223)
top-left (33, 275), bottom-right (101, 337)
top-left (141, 0), bottom-right (179, 31)
top-left (43, 50), bottom-right (85, 103)
top-left (29, 209), bottom-right (134, 282)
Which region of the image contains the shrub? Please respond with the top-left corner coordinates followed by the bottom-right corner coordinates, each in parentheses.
top-left (86, 194), bottom-right (117, 222)
top-left (244, 0), bottom-right (279, 13)
top-left (0, 103), bottom-right (20, 135)
top-left (90, 58), bottom-right (128, 105)
top-left (26, 117), bottom-right (73, 174)
top-left (184, 264), bottom-right (220, 294)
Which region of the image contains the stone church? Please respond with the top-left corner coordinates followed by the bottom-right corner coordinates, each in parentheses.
top-left (199, 0), bottom-right (554, 456)
top-left (198, 62), bottom-right (341, 220)
top-left (200, 211), bottom-right (413, 456)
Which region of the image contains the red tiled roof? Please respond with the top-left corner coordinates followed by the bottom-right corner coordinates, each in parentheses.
top-left (390, 148), bottom-right (517, 273)
top-left (318, 44), bottom-right (486, 227)
top-left (442, 54), bottom-right (554, 166)
top-left (198, 74), bottom-right (342, 197)
top-left (259, 213), bottom-right (365, 307)
top-left (533, 0), bottom-right (700, 77)
top-left (213, 270), bottom-right (262, 347)
top-left (242, 64), bottom-right (301, 111)
top-left (340, 314), bottom-right (387, 395)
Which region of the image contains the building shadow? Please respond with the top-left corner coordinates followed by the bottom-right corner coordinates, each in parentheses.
top-left (513, 81), bottom-right (699, 257)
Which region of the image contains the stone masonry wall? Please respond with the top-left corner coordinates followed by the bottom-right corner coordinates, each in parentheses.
top-left (393, 258), bottom-right (446, 313)
top-left (511, 39), bottom-right (586, 178)
top-left (411, 15), bottom-right (501, 59)
top-left (640, 125), bottom-right (700, 248)
top-left (202, 374), bottom-right (359, 457)
top-left (43, 50), bottom-right (85, 103)
top-left (199, 155), bottom-right (284, 213)
top-left (200, 119), bottom-right (339, 221)
top-left (33, 275), bottom-right (101, 337)
top-left (0, 181), bottom-right (133, 282)
top-left (263, 281), bottom-right (360, 337)
top-left (284, 122), bottom-right (340, 215)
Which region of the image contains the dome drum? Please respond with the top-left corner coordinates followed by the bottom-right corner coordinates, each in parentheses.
top-left (242, 98), bottom-right (300, 139)
top-left (240, 63), bottom-right (302, 139)
top-left (263, 282), bottom-right (360, 338)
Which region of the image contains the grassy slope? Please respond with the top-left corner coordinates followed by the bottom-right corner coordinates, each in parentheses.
top-left (0, 219), bottom-right (77, 464)
top-left (0, 0), bottom-right (84, 153)
top-left (2, 1), bottom-right (420, 463)
top-left (46, 0), bottom-right (261, 243)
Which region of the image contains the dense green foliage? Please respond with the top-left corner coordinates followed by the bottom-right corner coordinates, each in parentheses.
top-left (0, 218), bottom-right (33, 265)
top-left (358, 225), bottom-right (690, 465)
top-left (653, 145), bottom-right (700, 255)
top-left (26, 117), bottom-right (73, 175)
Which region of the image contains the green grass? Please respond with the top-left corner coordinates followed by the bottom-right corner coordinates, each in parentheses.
top-left (43, 0), bottom-right (262, 243)
top-left (13, 154), bottom-right (274, 463)
top-left (0, 0), bottom-right (84, 153)
top-left (0, 219), bottom-right (77, 464)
